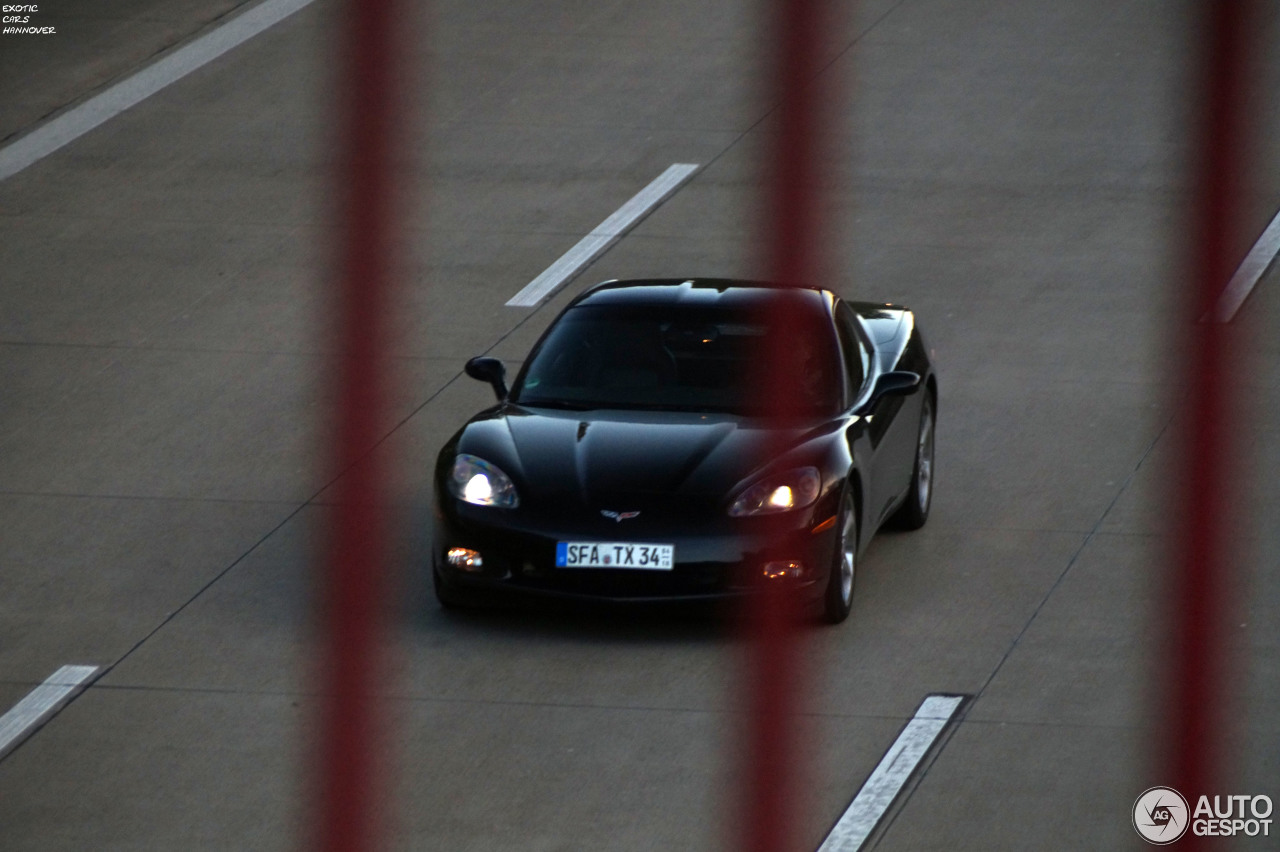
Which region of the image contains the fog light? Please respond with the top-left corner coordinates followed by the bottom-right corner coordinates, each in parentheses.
top-left (447, 547), bottom-right (483, 572)
top-left (762, 560), bottom-right (804, 580)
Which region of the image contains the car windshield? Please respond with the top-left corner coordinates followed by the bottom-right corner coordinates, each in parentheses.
top-left (512, 300), bottom-right (841, 416)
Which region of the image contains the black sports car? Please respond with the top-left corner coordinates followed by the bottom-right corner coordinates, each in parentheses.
top-left (432, 279), bottom-right (935, 623)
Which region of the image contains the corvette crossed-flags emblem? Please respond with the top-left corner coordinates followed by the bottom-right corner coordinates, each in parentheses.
top-left (600, 510), bottom-right (641, 522)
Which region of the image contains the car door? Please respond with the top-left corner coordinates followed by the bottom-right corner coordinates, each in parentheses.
top-left (835, 301), bottom-right (912, 526)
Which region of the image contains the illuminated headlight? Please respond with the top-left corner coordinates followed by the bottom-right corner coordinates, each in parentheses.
top-left (449, 454), bottom-right (519, 508)
top-left (728, 467), bottom-right (821, 517)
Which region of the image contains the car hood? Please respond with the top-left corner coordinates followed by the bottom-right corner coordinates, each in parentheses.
top-left (457, 406), bottom-right (817, 508)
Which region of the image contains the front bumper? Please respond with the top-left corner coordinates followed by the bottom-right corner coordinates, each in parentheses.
top-left (432, 499), bottom-right (839, 608)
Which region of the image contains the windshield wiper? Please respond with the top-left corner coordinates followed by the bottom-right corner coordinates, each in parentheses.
top-left (520, 399), bottom-right (746, 415)
top-left (516, 399), bottom-right (600, 411)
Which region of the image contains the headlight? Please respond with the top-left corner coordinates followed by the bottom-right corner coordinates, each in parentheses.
top-left (449, 454), bottom-right (519, 508)
top-left (728, 467), bottom-right (821, 516)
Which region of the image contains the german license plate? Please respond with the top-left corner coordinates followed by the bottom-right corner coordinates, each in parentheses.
top-left (555, 541), bottom-right (674, 570)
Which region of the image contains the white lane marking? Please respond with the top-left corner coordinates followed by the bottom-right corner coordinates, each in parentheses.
top-left (0, 0), bottom-right (317, 182)
top-left (506, 163), bottom-right (700, 307)
top-left (817, 694), bottom-right (964, 852)
top-left (1217, 207), bottom-right (1280, 322)
top-left (0, 665), bottom-right (101, 760)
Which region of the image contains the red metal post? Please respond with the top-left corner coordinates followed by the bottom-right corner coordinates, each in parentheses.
top-left (740, 1), bottom-right (832, 850)
top-left (312, 0), bottom-right (402, 849)
top-left (763, 0), bottom-right (827, 291)
top-left (1166, 0), bottom-right (1254, 839)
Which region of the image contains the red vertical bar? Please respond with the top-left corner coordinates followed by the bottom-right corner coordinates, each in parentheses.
top-left (740, 1), bottom-right (831, 851)
top-left (764, 0), bottom-right (827, 291)
top-left (1166, 0), bottom-right (1253, 838)
top-left (312, 0), bottom-right (401, 850)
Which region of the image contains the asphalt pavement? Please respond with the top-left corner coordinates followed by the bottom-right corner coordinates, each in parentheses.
top-left (1, 0), bottom-right (1277, 849)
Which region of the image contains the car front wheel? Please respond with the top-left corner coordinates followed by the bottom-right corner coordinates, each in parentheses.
top-left (822, 490), bottom-right (857, 624)
top-left (893, 391), bottom-right (934, 530)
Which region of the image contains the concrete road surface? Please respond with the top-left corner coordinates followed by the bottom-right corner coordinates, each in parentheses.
top-left (1, 0), bottom-right (1277, 849)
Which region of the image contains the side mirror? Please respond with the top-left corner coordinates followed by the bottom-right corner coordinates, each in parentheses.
top-left (865, 370), bottom-right (920, 407)
top-left (465, 356), bottom-right (508, 400)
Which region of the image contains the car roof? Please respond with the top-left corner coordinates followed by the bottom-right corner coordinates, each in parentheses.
top-left (573, 278), bottom-right (834, 312)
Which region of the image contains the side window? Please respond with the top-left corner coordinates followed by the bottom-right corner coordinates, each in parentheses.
top-left (835, 302), bottom-right (870, 404)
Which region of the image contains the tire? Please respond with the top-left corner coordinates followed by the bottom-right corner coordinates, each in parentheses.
top-left (822, 491), bottom-right (857, 624)
top-left (893, 391), bottom-right (934, 530)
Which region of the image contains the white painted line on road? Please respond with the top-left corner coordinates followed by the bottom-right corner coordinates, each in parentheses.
top-left (0, 0), bottom-right (317, 182)
top-left (0, 665), bottom-right (100, 760)
top-left (506, 163), bottom-right (701, 307)
top-left (817, 694), bottom-right (964, 852)
top-left (1216, 207), bottom-right (1280, 322)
